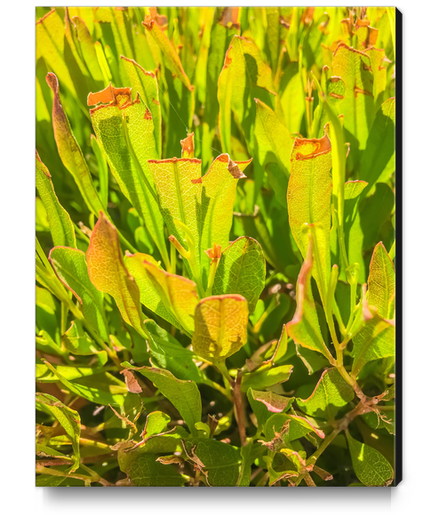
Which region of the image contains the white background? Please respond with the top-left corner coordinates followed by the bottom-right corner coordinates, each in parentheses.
top-left (1, 1), bottom-right (429, 513)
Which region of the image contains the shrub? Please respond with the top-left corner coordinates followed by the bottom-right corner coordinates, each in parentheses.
top-left (36, 6), bottom-right (396, 487)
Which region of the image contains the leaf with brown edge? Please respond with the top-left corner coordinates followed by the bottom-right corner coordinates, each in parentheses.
top-left (286, 236), bottom-right (333, 362)
top-left (90, 89), bottom-right (168, 265)
top-left (368, 242), bottom-right (395, 320)
top-left (331, 43), bottom-right (375, 166)
top-left (218, 35), bottom-right (275, 155)
top-left (139, 259), bottom-right (199, 336)
top-left (124, 252), bottom-right (183, 331)
top-left (87, 83), bottom-right (133, 107)
top-left (86, 212), bottom-right (145, 337)
top-left (143, 18), bottom-right (193, 91)
top-left (46, 73), bottom-right (104, 217)
top-left (36, 152), bottom-right (76, 248)
top-left (120, 369), bottom-right (142, 394)
top-left (123, 363), bottom-right (201, 436)
top-left (247, 388), bottom-right (294, 430)
top-left (181, 133), bottom-right (195, 158)
top-left (192, 294), bottom-right (249, 362)
top-left (287, 134), bottom-right (332, 302)
top-left (195, 153), bottom-right (252, 288)
top-left (147, 157), bottom-right (202, 257)
top-left (120, 56), bottom-right (162, 157)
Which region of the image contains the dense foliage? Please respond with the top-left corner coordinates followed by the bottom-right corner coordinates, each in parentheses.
top-left (36, 6), bottom-right (396, 487)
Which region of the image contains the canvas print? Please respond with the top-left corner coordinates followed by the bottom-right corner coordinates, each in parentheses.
top-left (36, 6), bottom-right (398, 487)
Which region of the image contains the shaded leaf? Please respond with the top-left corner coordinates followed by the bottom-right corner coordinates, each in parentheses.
top-left (128, 453), bottom-right (186, 486)
top-left (346, 432), bottom-right (393, 486)
top-left (241, 364), bottom-right (293, 392)
top-left (247, 388), bottom-right (294, 430)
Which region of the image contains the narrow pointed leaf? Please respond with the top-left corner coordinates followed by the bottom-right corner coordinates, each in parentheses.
top-left (192, 294), bottom-right (249, 362)
top-left (124, 364), bottom-right (201, 436)
top-left (287, 134), bottom-right (332, 300)
top-left (346, 432), bottom-right (393, 486)
top-left (36, 152), bottom-right (76, 248)
top-left (60, 320), bottom-right (107, 366)
top-left (286, 237), bottom-right (333, 361)
top-left (120, 56), bottom-right (162, 156)
top-left (49, 246), bottom-right (109, 341)
top-left (218, 35), bottom-right (275, 154)
top-left (46, 73), bottom-right (104, 216)
top-left (143, 19), bottom-right (193, 91)
top-left (213, 236), bottom-right (266, 313)
top-left (71, 16), bottom-right (104, 83)
top-left (87, 212), bottom-right (144, 336)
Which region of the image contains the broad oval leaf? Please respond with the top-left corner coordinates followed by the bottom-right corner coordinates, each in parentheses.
top-left (213, 236), bottom-right (266, 313)
top-left (192, 294), bottom-right (249, 362)
top-left (368, 242), bottom-right (395, 319)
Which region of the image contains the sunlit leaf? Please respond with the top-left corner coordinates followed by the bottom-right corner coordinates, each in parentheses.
top-left (87, 212), bottom-right (145, 336)
top-left (192, 294), bottom-right (249, 362)
top-left (368, 242), bottom-right (395, 319)
top-left (213, 236), bottom-right (265, 313)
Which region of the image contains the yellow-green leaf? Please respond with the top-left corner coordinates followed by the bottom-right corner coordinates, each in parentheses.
top-left (368, 242), bottom-right (395, 319)
top-left (192, 294), bottom-right (249, 362)
top-left (87, 212), bottom-right (144, 336)
top-left (286, 236), bottom-right (333, 361)
top-left (35, 152), bottom-right (76, 248)
top-left (287, 134), bottom-right (332, 301)
top-left (46, 73), bottom-right (104, 217)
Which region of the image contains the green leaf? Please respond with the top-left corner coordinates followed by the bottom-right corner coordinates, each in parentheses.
top-left (264, 413), bottom-right (325, 442)
top-left (137, 257), bottom-right (198, 335)
top-left (36, 392), bottom-right (81, 472)
top-left (128, 453), bottom-right (186, 486)
top-left (368, 242), bottom-right (395, 319)
top-left (286, 236), bottom-right (333, 361)
top-left (36, 363), bottom-right (102, 383)
top-left (89, 88), bottom-right (168, 264)
top-left (218, 35), bottom-right (275, 154)
top-left (147, 157), bottom-right (202, 255)
top-left (124, 252), bottom-right (182, 331)
top-left (87, 213), bottom-right (145, 336)
top-left (143, 18), bottom-right (193, 91)
top-left (254, 99), bottom-right (293, 207)
top-left (36, 475), bottom-right (67, 487)
top-left (120, 56), bottom-right (162, 157)
top-left (143, 320), bottom-right (209, 384)
top-left (124, 364), bottom-right (202, 436)
top-left (213, 236), bottom-right (266, 313)
top-left (71, 15), bottom-right (104, 84)
top-left (183, 438), bottom-right (241, 486)
top-left (247, 388), bottom-right (294, 430)
top-left (61, 320), bottom-right (107, 366)
top-left (41, 361), bottom-right (126, 406)
top-left (360, 98), bottom-right (395, 192)
top-left (346, 432), bottom-right (393, 486)
top-left (296, 368), bottom-right (354, 420)
top-left (142, 411), bottom-right (171, 440)
top-left (192, 294), bottom-right (249, 362)
top-left (351, 312), bottom-right (395, 377)
top-left (46, 73), bottom-right (104, 217)
top-left (36, 152), bottom-right (76, 248)
top-left (331, 43), bottom-right (375, 167)
top-left (241, 364), bottom-right (293, 392)
top-left (49, 246), bottom-right (109, 341)
top-left (196, 154), bottom-right (252, 286)
top-left (287, 133), bottom-right (332, 301)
